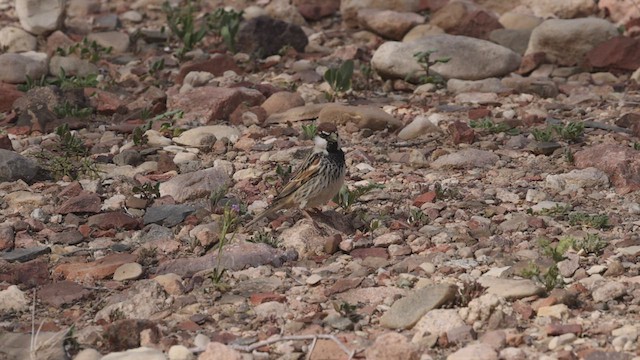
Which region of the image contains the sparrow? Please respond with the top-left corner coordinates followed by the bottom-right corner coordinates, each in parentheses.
top-left (245, 122), bottom-right (346, 228)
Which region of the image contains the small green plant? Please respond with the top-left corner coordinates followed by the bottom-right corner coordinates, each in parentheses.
top-left (209, 205), bottom-right (239, 289)
top-left (564, 147), bottom-right (574, 164)
top-left (301, 124), bottom-right (318, 140)
top-left (208, 187), bottom-right (227, 211)
top-left (543, 264), bottom-right (561, 291)
top-left (469, 118), bottom-right (517, 135)
top-left (531, 127), bottom-right (554, 142)
top-left (539, 237), bottom-right (573, 262)
top-left (147, 58), bottom-right (165, 78)
top-left (163, 0), bottom-right (208, 58)
top-left (53, 101), bottom-right (94, 118)
top-left (518, 262), bottom-right (541, 279)
top-left (407, 207), bottom-right (427, 227)
top-left (568, 212), bottom-right (609, 229)
top-left (412, 50), bottom-right (450, 85)
top-left (434, 182), bottom-right (461, 200)
top-left (35, 124), bottom-right (100, 179)
top-left (454, 281), bottom-right (486, 307)
top-left (553, 122), bottom-right (584, 142)
top-left (132, 126), bottom-right (149, 146)
top-left (57, 37), bottom-right (113, 63)
top-left (208, 8), bottom-right (243, 53)
top-left (334, 182), bottom-right (384, 211)
top-left (333, 301), bottom-right (362, 323)
top-left (324, 60), bottom-right (354, 100)
top-left (359, 63), bottom-right (374, 90)
top-left (634, 142), bottom-right (640, 151)
top-left (17, 74), bottom-right (48, 92)
top-left (275, 164), bottom-right (292, 183)
top-left (132, 182), bottom-right (161, 201)
top-left (532, 204), bottom-right (572, 218)
top-left (574, 233), bottom-right (607, 255)
top-left (248, 229), bottom-right (279, 248)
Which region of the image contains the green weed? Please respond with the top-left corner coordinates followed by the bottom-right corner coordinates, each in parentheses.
top-left (301, 123), bottom-right (318, 140)
top-left (208, 8), bottom-right (243, 53)
top-left (568, 212), bottom-right (609, 229)
top-left (531, 127), bottom-right (554, 142)
top-left (324, 60), bottom-right (354, 100)
top-left (53, 101), bottom-right (94, 118)
top-left (411, 50), bottom-right (450, 85)
top-left (56, 37), bottom-right (113, 63)
top-left (163, 0), bottom-right (208, 58)
top-left (469, 118), bottom-right (517, 135)
top-left (334, 182), bottom-right (384, 211)
top-left (553, 122), bottom-right (584, 142)
top-left (248, 229), bottom-right (279, 248)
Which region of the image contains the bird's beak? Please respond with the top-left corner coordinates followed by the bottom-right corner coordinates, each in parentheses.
top-left (328, 133), bottom-right (338, 142)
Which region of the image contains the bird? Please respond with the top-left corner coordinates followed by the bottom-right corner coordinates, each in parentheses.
top-left (245, 122), bottom-right (346, 229)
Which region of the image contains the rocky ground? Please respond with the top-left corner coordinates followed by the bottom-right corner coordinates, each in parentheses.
top-left (2, 0), bottom-right (640, 359)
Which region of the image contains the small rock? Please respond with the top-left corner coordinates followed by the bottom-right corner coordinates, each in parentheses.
top-left (101, 347), bottom-right (165, 360)
top-left (398, 115), bottom-right (442, 140)
top-left (357, 9), bottom-right (424, 40)
top-left (365, 332), bottom-right (419, 360)
top-left (16, 0), bottom-right (65, 35)
top-left (159, 167), bottom-right (229, 203)
top-left (198, 342), bottom-right (242, 360)
top-left (113, 262), bottom-right (143, 281)
top-left (537, 304), bottom-right (569, 320)
top-left (447, 343), bottom-right (497, 360)
top-left (592, 281), bottom-right (627, 303)
top-left (380, 284), bottom-right (457, 329)
top-left (0, 285), bottom-right (29, 312)
top-left (478, 276), bottom-right (544, 300)
top-left (548, 333), bottom-right (576, 351)
top-left (431, 148), bottom-right (499, 169)
top-left (0, 149), bottom-right (40, 182)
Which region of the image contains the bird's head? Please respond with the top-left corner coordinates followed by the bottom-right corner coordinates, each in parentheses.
top-left (314, 122), bottom-right (340, 152)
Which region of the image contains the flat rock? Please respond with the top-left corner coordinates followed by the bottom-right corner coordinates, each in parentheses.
top-left (380, 284), bottom-right (457, 329)
top-left (431, 148), bottom-right (499, 169)
top-left (53, 253), bottom-right (137, 282)
top-left (0, 246), bottom-right (50, 262)
top-left (113, 262), bottom-right (143, 281)
top-left (174, 125), bottom-right (240, 147)
top-left (87, 212), bottom-right (140, 230)
top-left (168, 86), bottom-right (265, 124)
top-left (56, 192), bottom-right (102, 214)
top-left (39, 280), bottom-right (90, 307)
top-left (478, 276), bottom-right (544, 300)
top-left (143, 204), bottom-right (196, 227)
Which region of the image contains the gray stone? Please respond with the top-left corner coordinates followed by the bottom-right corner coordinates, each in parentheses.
top-left (101, 347), bottom-right (166, 360)
top-left (372, 34), bottom-right (521, 81)
top-left (526, 18), bottom-right (618, 66)
top-left (16, 0), bottom-right (65, 35)
top-left (0, 26), bottom-right (37, 52)
top-left (159, 167), bottom-right (230, 203)
top-left (0, 246), bottom-right (51, 262)
top-left (592, 281), bottom-right (627, 303)
top-left (488, 28), bottom-right (531, 55)
top-left (0, 51), bottom-right (48, 84)
top-left (0, 149), bottom-right (40, 183)
top-left (546, 167), bottom-right (610, 191)
top-left (49, 55), bottom-right (99, 77)
top-left (143, 204), bottom-right (196, 227)
top-left (380, 284), bottom-right (457, 329)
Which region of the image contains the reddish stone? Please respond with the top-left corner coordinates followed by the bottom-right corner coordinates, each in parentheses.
top-left (0, 259), bottom-right (50, 288)
top-left (87, 212), bottom-right (140, 230)
top-left (84, 88), bottom-right (125, 114)
top-left (53, 253), bottom-right (137, 281)
top-left (574, 144), bottom-right (640, 194)
top-left (527, 216), bottom-right (546, 229)
top-left (448, 120), bottom-right (475, 144)
top-left (167, 86), bottom-right (265, 124)
top-left (413, 191), bottom-right (437, 207)
top-left (229, 103), bottom-right (267, 125)
top-left (249, 292), bottom-right (286, 305)
top-left (451, 10), bottom-right (503, 40)
top-left (517, 52), bottom-right (546, 75)
top-left (293, 0), bottom-right (339, 20)
top-left (350, 247), bottom-right (389, 259)
top-left (532, 296), bottom-right (558, 311)
top-left (175, 54), bottom-right (242, 84)
top-left (177, 320), bottom-right (201, 331)
top-left (56, 192), bottom-right (102, 214)
top-left (512, 300), bottom-right (534, 319)
top-left (39, 280), bottom-right (90, 307)
top-left (58, 181), bottom-right (83, 199)
top-left (0, 83), bottom-right (23, 113)
top-left (0, 134), bottom-right (13, 150)
top-left (468, 108), bottom-right (491, 120)
top-left (546, 323), bottom-right (583, 336)
top-left (324, 277), bottom-right (364, 296)
top-left (586, 36), bottom-right (640, 71)
top-left (78, 224), bottom-right (92, 238)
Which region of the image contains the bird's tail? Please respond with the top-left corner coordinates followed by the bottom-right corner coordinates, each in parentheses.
top-left (244, 201), bottom-right (287, 229)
